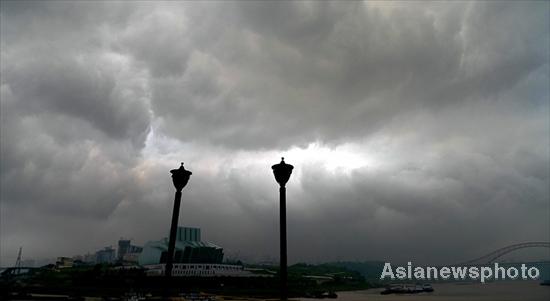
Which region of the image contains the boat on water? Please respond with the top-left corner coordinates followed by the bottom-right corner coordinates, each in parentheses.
top-left (423, 283), bottom-right (434, 292)
top-left (380, 283), bottom-right (434, 295)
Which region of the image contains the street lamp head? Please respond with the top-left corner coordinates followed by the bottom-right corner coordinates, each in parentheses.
top-left (272, 157), bottom-right (294, 187)
top-left (170, 162), bottom-right (192, 192)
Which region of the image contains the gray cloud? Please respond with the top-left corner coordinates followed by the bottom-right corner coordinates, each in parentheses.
top-left (138, 1), bottom-right (547, 150)
top-left (1, 1), bottom-right (548, 266)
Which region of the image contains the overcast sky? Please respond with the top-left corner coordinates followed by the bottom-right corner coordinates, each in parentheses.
top-left (1, 1), bottom-right (549, 266)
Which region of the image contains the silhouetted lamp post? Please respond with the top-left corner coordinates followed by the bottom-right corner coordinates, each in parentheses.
top-left (166, 162), bottom-right (192, 278)
top-left (272, 157), bottom-right (293, 300)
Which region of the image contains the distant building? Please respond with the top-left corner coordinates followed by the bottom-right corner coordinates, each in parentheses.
top-left (56, 257), bottom-right (74, 269)
top-left (139, 227), bottom-right (259, 277)
top-left (139, 227), bottom-right (223, 266)
top-left (122, 253), bottom-right (141, 264)
top-left (95, 246), bottom-right (116, 264)
top-left (118, 239), bottom-right (131, 260)
top-left (83, 253), bottom-right (96, 264)
top-left (118, 239), bottom-right (143, 263)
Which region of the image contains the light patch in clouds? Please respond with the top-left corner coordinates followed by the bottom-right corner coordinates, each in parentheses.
top-left (142, 126), bottom-right (378, 186)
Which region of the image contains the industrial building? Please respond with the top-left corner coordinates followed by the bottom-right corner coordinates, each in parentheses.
top-left (95, 246), bottom-right (116, 264)
top-left (139, 227), bottom-right (223, 265)
top-left (117, 239), bottom-right (143, 264)
top-left (55, 257), bottom-right (74, 269)
top-left (139, 227), bottom-right (259, 277)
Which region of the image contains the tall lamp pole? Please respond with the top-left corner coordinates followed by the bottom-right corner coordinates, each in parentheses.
top-left (166, 162), bottom-right (192, 278)
top-left (272, 157), bottom-right (293, 300)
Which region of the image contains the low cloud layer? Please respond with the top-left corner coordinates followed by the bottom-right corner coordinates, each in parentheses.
top-left (1, 1), bottom-right (548, 266)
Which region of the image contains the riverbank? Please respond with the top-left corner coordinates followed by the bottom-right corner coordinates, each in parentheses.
top-left (300, 281), bottom-right (549, 301)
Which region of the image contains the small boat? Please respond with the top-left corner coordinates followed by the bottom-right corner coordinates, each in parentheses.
top-left (380, 285), bottom-right (405, 295)
top-left (380, 284), bottom-right (434, 295)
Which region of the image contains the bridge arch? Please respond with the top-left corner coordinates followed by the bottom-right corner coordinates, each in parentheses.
top-left (456, 242), bottom-right (550, 266)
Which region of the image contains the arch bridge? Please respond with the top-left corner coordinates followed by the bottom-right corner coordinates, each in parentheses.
top-left (454, 242), bottom-right (550, 266)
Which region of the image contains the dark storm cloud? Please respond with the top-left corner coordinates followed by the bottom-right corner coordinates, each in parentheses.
top-left (3, 54), bottom-right (150, 144)
top-left (1, 1), bottom-right (548, 265)
top-left (135, 1), bottom-right (547, 150)
top-left (1, 0), bottom-right (151, 238)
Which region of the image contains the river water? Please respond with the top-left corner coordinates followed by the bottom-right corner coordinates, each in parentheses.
top-left (299, 281), bottom-right (550, 301)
